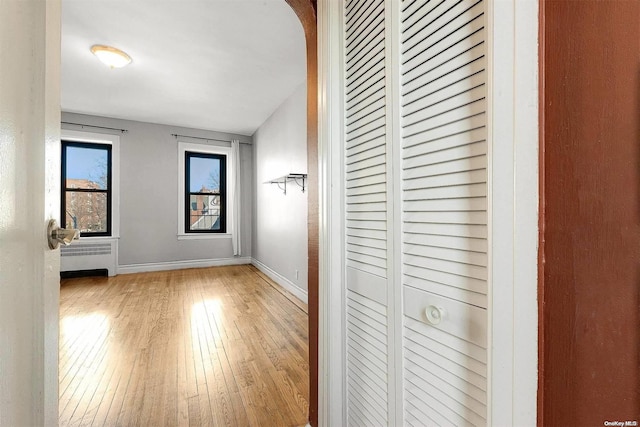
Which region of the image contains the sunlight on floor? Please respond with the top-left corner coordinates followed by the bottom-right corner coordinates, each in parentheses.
top-left (59, 266), bottom-right (309, 426)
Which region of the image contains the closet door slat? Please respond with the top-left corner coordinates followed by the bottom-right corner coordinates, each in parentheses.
top-left (401, 0), bottom-right (488, 425)
top-left (344, 0), bottom-right (390, 425)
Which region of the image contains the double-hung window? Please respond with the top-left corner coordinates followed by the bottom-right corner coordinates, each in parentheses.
top-left (61, 140), bottom-right (112, 236)
top-left (178, 141), bottom-right (233, 239)
top-left (185, 151), bottom-right (227, 233)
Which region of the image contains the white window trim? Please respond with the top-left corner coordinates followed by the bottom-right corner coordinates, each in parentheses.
top-left (60, 128), bottom-right (120, 239)
top-left (177, 140), bottom-right (234, 240)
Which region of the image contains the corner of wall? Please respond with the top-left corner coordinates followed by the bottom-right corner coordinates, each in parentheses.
top-left (251, 258), bottom-right (308, 304)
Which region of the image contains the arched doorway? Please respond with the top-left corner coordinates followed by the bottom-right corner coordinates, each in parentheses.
top-left (283, 2), bottom-right (318, 426)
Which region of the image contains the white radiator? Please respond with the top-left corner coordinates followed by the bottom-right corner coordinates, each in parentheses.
top-left (60, 238), bottom-right (118, 276)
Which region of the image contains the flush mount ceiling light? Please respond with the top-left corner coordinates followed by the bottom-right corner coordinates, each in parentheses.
top-left (90, 45), bottom-right (132, 68)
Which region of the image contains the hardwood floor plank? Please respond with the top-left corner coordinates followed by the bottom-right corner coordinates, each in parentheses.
top-left (60, 265), bottom-right (309, 427)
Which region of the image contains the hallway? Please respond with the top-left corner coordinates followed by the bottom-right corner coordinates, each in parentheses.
top-left (59, 265), bottom-right (309, 426)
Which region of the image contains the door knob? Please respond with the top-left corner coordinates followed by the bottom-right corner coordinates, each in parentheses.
top-left (425, 305), bottom-right (445, 325)
top-left (47, 219), bottom-right (80, 249)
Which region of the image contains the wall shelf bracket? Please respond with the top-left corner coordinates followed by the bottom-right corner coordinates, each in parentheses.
top-left (266, 173), bottom-right (307, 195)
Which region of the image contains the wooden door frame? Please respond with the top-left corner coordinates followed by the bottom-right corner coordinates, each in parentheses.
top-left (538, 2), bottom-right (546, 423)
top-left (283, 1), bottom-right (319, 426)
top-left (538, 1), bottom-right (640, 424)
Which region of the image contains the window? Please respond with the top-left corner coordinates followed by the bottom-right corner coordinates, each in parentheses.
top-left (177, 141), bottom-right (233, 239)
top-left (61, 141), bottom-right (112, 236)
top-left (185, 151), bottom-right (226, 233)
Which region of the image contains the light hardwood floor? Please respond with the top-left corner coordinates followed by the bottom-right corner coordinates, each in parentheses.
top-left (59, 265), bottom-right (309, 427)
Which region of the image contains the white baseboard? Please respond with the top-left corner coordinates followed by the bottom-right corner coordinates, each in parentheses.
top-left (251, 258), bottom-right (308, 304)
top-left (118, 257), bottom-right (251, 275)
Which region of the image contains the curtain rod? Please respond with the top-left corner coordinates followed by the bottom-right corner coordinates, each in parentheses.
top-left (61, 122), bottom-right (128, 133)
top-left (171, 133), bottom-right (251, 145)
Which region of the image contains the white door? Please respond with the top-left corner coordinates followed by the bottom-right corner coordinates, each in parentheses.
top-left (319, 0), bottom-right (539, 425)
top-left (399, 1), bottom-right (488, 425)
top-left (341, 0), bottom-right (489, 425)
top-left (0, 0), bottom-right (62, 425)
top-left (343, 0), bottom-right (393, 425)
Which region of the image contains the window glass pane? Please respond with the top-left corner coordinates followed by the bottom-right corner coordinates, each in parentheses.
top-left (65, 146), bottom-right (109, 190)
top-left (189, 194), bottom-right (221, 231)
top-left (65, 191), bottom-right (108, 233)
top-left (189, 156), bottom-right (220, 194)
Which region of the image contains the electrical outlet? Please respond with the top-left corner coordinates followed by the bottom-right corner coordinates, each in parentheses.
top-left (295, 270), bottom-right (299, 280)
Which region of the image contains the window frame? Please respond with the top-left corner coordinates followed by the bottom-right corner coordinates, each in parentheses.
top-left (61, 140), bottom-right (113, 237)
top-left (177, 141), bottom-right (233, 240)
top-left (184, 151), bottom-right (227, 234)
top-left (60, 129), bottom-right (120, 240)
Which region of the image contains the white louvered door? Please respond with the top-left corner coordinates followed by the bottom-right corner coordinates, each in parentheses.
top-left (342, 0), bottom-right (488, 426)
top-left (400, 0), bottom-right (488, 425)
top-left (344, 0), bottom-right (390, 425)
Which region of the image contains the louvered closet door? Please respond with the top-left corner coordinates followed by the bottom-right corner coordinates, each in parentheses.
top-left (344, 0), bottom-right (390, 425)
top-left (400, 0), bottom-right (488, 426)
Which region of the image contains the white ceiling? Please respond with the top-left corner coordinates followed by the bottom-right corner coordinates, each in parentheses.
top-left (61, 0), bottom-right (306, 136)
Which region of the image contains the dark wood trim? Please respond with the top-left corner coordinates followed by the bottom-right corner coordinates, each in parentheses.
top-left (537, 0), bottom-right (545, 424)
top-left (540, 1), bottom-right (640, 424)
top-left (284, 1), bottom-right (318, 426)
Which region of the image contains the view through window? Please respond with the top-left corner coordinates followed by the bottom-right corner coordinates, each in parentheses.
top-left (61, 141), bottom-right (112, 236)
top-left (185, 151), bottom-right (226, 233)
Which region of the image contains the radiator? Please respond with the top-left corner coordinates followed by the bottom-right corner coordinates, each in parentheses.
top-left (60, 239), bottom-right (118, 276)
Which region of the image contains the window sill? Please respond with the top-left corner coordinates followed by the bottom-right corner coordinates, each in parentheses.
top-left (78, 235), bottom-right (120, 241)
top-left (177, 233), bottom-right (232, 241)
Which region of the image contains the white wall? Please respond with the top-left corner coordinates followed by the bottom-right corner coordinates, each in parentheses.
top-left (252, 83), bottom-right (308, 299)
top-left (62, 112), bottom-right (253, 269)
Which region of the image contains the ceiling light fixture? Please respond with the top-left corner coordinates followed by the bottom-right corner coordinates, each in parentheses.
top-left (90, 45), bottom-right (132, 68)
